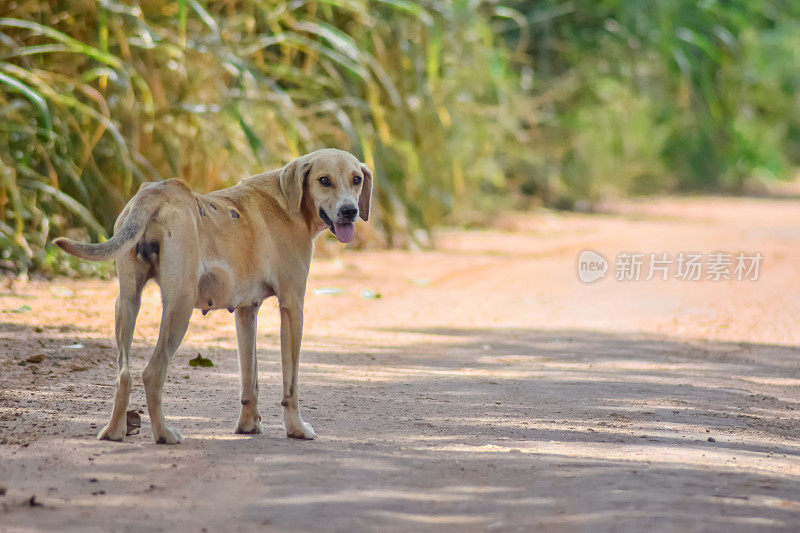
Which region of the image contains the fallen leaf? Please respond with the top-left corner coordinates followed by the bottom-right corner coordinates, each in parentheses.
top-left (189, 354), bottom-right (214, 367)
top-left (61, 343), bottom-right (84, 350)
top-left (361, 289), bottom-right (382, 299)
top-left (26, 354), bottom-right (46, 363)
top-left (10, 305), bottom-right (31, 313)
top-left (126, 410), bottom-right (141, 436)
top-left (313, 287), bottom-right (343, 296)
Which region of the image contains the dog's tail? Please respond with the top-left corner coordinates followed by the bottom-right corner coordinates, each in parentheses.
top-left (54, 190), bottom-right (155, 262)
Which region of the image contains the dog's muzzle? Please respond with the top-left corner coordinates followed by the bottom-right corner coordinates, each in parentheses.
top-left (319, 208), bottom-right (356, 243)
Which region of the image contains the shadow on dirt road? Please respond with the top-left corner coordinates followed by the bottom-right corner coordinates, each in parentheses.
top-left (2, 324), bottom-right (799, 531)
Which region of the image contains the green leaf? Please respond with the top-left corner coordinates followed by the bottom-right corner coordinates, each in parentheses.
top-left (189, 354), bottom-right (214, 367)
top-left (0, 72), bottom-right (52, 133)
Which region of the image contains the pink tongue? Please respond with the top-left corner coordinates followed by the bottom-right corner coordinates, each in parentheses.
top-left (332, 222), bottom-right (355, 243)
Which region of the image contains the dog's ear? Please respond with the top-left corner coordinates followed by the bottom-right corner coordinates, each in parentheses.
top-left (280, 156), bottom-right (311, 215)
top-left (358, 164), bottom-right (373, 221)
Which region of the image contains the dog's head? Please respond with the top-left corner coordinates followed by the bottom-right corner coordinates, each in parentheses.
top-left (280, 149), bottom-right (372, 243)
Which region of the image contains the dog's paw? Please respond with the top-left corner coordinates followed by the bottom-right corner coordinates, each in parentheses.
top-left (154, 426), bottom-right (183, 445)
top-left (97, 423), bottom-right (125, 442)
top-left (285, 421), bottom-right (316, 440)
top-left (235, 419), bottom-right (264, 435)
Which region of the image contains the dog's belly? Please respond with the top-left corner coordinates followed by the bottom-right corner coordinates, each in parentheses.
top-left (196, 264), bottom-right (275, 314)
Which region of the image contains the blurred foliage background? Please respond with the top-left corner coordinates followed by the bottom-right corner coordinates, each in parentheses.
top-left (1, 0), bottom-right (799, 275)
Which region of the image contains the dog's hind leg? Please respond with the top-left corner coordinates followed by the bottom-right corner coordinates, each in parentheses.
top-left (234, 304), bottom-right (263, 434)
top-left (97, 254), bottom-right (148, 441)
top-left (142, 227), bottom-right (197, 444)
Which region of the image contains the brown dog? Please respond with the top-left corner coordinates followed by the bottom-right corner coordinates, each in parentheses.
top-left (55, 149), bottom-right (372, 444)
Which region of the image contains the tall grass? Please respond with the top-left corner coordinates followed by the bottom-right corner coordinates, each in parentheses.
top-left (2, 1), bottom-right (799, 275)
top-left (506, 0), bottom-right (800, 204)
top-left (0, 0), bottom-right (528, 274)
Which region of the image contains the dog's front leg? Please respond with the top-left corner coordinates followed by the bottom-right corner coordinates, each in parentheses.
top-left (234, 304), bottom-right (263, 434)
top-left (279, 297), bottom-right (315, 439)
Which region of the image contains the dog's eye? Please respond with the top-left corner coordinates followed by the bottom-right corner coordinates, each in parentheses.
top-left (318, 176), bottom-right (332, 187)
top-left (353, 175), bottom-right (362, 185)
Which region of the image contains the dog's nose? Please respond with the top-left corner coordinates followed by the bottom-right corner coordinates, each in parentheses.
top-left (339, 205), bottom-right (358, 222)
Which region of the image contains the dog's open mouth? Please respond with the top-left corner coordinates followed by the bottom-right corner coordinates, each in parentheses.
top-left (319, 209), bottom-right (354, 244)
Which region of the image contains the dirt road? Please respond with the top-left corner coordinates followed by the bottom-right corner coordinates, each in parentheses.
top-left (1, 196), bottom-right (799, 532)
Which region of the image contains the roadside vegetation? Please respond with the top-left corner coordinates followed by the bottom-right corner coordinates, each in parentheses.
top-left (1, 1), bottom-right (799, 275)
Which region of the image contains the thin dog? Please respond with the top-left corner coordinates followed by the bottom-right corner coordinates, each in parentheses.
top-left (55, 149), bottom-right (372, 444)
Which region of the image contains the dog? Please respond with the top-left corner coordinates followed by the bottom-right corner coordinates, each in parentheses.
top-left (54, 149), bottom-right (372, 444)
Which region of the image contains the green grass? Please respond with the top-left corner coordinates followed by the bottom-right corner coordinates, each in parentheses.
top-left (1, 0), bottom-right (531, 273)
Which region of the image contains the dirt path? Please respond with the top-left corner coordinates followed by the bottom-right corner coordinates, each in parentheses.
top-left (1, 196), bottom-right (799, 532)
